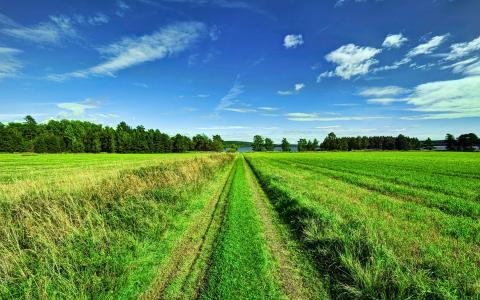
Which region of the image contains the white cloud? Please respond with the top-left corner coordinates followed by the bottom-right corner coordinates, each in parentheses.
top-left (57, 99), bottom-right (100, 116)
top-left (295, 83), bottom-right (305, 91)
top-left (315, 125), bottom-right (341, 130)
top-left (74, 13), bottom-right (110, 26)
top-left (367, 98), bottom-right (405, 105)
top-left (359, 85), bottom-right (410, 97)
top-left (216, 77), bottom-right (244, 110)
top-left (48, 22), bottom-right (207, 80)
top-left (321, 43), bottom-right (382, 80)
top-left (335, 0), bottom-right (367, 7)
top-left (0, 14), bottom-right (77, 44)
top-left (374, 34), bottom-right (449, 72)
top-left (277, 82), bottom-right (305, 95)
top-left (445, 35), bottom-right (480, 61)
top-left (441, 57), bottom-right (479, 74)
top-left (0, 12), bottom-right (109, 45)
top-left (285, 112), bottom-right (387, 122)
top-left (194, 94), bottom-right (211, 98)
top-left (407, 34), bottom-right (448, 58)
top-left (404, 76), bottom-right (480, 119)
top-left (283, 34), bottom-right (304, 49)
top-left (116, 0), bottom-right (131, 17)
top-left (382, 33), bottom-right (408, 48)
top-left (258, 107), bottom-right (278, 111)
top-left (277, 90), bottom-right (293, 96)
top-left (0, 47), bottom-right (22, 79)
top-left (224, 107), bottom-right (256, 113)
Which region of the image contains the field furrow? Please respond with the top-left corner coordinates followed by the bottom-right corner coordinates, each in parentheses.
top-left (245, 153), bottom-right (480, 299)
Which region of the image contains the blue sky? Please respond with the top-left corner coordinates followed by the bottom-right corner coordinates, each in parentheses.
top-left (1, 0), bottom-right (479, 141)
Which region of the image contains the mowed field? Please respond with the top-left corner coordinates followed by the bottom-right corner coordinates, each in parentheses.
top-left (0, 152), bottom-right (479, 299)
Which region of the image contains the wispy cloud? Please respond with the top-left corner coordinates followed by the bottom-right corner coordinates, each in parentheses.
top-left (382, 33), bottom-right (408, 48)
top-left (359, 85), bottom-right (410, 97)
top-left (216, 77), bottom-right (244, 111)
top-left (367, 98), bottom-right (405, 105)
top-left (57, 98), bottom-right (100, 116)
top-left (0, 47), bottom-right (22, 79)
top-left (444, 35), bottom-right (480, 61)
top-left (375, 34), bottom-right (449, 72)
top-left (258, 107), bottom-right (278, 111)
top-left (402, 75), bottom-right (480, 120)
top-left (194, 94), bottom-right (211, 98)
top-left (318, 43), bottom-right (382, 80)
top-left (224, 107), bottom-right (257, 113)
top-left (283, 34), bottom-right (304, 49)
top-left (0, 14), bottom-right (77, 44)
top-left (277, 83), bottom-right (305, 95)
top-left (47, 21), bottom-right (208, 81)
top-left (74, 13), bottom-right (110, 26)
top-left (407, 34), bottom-right (449, 58)
top-left (116, 0), bottom-right (131, 17)
top-left (0, 12), bottom-right (109, 45)
top-left (285, 112), bottom-right (387, 122)
top-left (441, 57), bottom-right (480, 75)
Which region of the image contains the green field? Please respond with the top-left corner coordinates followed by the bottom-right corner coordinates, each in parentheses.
top-left (1, 152), bottom-right (479, 299)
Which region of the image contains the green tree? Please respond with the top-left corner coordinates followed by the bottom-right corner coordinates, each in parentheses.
top-left (172, 134), bottom-right (191, 153)
top-left (210, 135), bottom-right (224, 152)
top-left (321, 132), bottom-right (338, 151)
top-left (312, 138), bottom-right (319, 151)
top-left (423, 137), bottom-right (434, 150)
top-left (338, 138), bottom-right (349, 151)
top-left (297, 138), bottom-right (308, 152)
top-left (281, 138), bottom-right (291, 152)
top-left (264, 138), bottom-right (274, 151)
top-left (457, 133), bottom-right (479, 152)
top-left (252, 135), bottom-right (264, 151)
top-left (193, 134), bottom-right (211, 151)
top-left (445, 133), bottom-right (457, 151)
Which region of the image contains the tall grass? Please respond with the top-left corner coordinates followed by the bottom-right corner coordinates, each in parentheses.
top-left (0, 153), bottom-right (234, 298)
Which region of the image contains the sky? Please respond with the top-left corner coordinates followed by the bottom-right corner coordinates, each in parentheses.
top-left (0, 0), bottom-right (479, 142)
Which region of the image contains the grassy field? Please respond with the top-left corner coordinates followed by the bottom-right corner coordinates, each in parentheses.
top-left (245, 151), bottom-right (480, 299)
top-left (1, 151), bottom-right (479, 299)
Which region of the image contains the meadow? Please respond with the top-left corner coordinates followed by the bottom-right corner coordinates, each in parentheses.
top-left (0, 151), bottom-right (479, 299)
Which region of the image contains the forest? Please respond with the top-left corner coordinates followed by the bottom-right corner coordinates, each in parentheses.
top-left (251, 132), bottom-right (479, 152)
top-left (0, 116), bottom-right (224, 153)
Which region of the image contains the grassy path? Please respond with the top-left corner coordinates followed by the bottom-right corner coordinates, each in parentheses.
top-left (200, 156), bottom-right (326, 299)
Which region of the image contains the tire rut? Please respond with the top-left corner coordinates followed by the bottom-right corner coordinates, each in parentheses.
top-left (140, 160), bottom-right (237, 300)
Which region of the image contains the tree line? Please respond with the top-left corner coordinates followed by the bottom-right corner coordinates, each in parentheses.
top-left (0, 116), bottom-right (224, 153)
top-left (251, 132), bottom-right (479, 152)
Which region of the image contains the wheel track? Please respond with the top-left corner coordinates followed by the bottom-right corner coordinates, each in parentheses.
top-left (140, 158), bottom-right (237, 300)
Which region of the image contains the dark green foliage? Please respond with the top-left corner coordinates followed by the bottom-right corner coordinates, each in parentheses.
top-left (321, 132), bottom-right (338, 151)
top-left (264, 138), bottom-right (274, 151)
top-left (423, 137), bottom-right (434, 150)
top-left (172, 134), bottom-right (192, 153)
top-left (297, 138), bottom-right (308, 152)
top-left (457, 133), bottom-right (479, 152)
top-left (0, 116), bottom-right (223, 154)
top-left (210, 134), bottom-right (224, 152)
top-left (445, 134), bottom-right (457, 151)
top-left (281, 138), bottom-right (291, 152)
top-left (318, 132), bottom-right (423, 151)
top-left (252, 135), bottom-right (264, 151)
